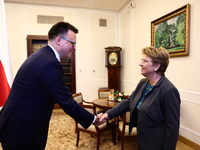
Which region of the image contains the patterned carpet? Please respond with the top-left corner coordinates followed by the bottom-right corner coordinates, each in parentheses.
top-left (0, 109), bottom-right (136, 150)
top-left (0, 109), bottom-right (194, 150)
top-left (45, 109), bottom-right (137, 150)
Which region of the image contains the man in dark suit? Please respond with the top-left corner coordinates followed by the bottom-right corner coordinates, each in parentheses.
top-left (0, 22), bottom-right (101, 150)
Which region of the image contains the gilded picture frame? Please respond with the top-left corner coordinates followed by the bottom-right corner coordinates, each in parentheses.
top-left (151, 4), bottom-right (190, 57)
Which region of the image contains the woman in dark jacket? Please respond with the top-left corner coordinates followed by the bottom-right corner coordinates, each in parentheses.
top-left (99, 46), bottom-right (180, 150)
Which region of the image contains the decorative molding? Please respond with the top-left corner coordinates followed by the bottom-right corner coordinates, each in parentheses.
top-left (179, 89), bottom-right (200, 96)
top-left (89, 79), bottom-right (108, 82)
top-left (180, 125), bottom-right (200, 137)
top-left (181, 98), bottom-right (200, 105)
top-left (121, 79), bottom-right (132, 83)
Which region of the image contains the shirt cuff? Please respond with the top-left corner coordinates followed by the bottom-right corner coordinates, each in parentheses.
top-left (92, 115), bottom-right (96, 123)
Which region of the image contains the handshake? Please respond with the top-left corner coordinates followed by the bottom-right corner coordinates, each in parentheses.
top-left (93, 113), bottom-right (109, 126)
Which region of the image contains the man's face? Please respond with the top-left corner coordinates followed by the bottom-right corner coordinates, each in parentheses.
top-left (59, 30), bottom-right (76, 59)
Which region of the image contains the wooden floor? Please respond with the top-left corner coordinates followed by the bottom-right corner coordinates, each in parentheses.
top-left (176, 140), bottom-right (196, 150)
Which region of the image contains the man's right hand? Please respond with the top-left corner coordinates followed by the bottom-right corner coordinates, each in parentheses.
top-left (97, 113), bottom-right (109, 126)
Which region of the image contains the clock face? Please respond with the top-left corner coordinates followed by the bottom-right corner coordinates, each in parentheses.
top-left (109, 52), bottom-right (118, 65)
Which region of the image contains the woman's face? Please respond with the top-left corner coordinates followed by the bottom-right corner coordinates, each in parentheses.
top-left (139, 54), bottom-right (158, 78)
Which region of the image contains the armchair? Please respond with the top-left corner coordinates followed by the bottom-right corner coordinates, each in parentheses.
top-left (75, 104), bottom-right (116, 150)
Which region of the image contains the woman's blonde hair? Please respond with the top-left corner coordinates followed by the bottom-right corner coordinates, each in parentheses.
top-left (142, 46), bottom-right (170, 75)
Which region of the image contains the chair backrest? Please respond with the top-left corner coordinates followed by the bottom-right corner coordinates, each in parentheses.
top-left (81, 104), bottom-right (96, 115)
top-left (118, 111), bottom-right (137, 136)
top-left (124, 111), bottom-right (130, 125)
top-left (72, 92), bottom-right (83, 104)
top-left (116, 111), bottom-right (137, 150)
top-left (98, 89), bottom-right (114, 98)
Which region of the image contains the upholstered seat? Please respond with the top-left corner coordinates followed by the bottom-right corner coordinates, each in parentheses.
top-left (77, 120), bottom-right (108, 132)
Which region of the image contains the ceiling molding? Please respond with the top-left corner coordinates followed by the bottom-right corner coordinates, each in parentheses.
top-left (4, 0), bottom-right (133, 11)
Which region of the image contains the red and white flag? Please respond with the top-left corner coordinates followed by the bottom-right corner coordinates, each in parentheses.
top-left (0, 0), bottom-right (12, 107)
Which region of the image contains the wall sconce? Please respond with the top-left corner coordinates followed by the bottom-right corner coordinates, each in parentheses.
top-left (130, 2), bottom-right (136, 8)
top-left (127, 2), bottom-right (136, 13)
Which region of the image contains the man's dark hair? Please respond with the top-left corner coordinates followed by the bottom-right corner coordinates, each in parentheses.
top-left (48, 21), bottom-right (78, 40)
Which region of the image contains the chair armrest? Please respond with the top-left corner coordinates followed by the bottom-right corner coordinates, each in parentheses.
top-left (82, 99), bottom-right (93, 105)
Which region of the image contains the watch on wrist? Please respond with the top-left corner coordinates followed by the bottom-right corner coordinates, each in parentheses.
top-left (93, 116), bottom-right (99, 125)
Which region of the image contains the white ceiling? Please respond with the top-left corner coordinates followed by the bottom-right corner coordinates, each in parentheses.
top-left (5, 0), bottom-right (133, 11)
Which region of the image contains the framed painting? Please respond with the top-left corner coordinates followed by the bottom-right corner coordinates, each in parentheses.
top-left (151, 4), bottom-right (190, 57)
